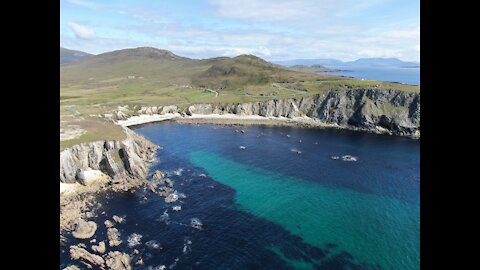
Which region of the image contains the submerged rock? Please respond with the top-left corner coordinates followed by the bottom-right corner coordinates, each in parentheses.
top-left (70, 245), bottom-right (105, 268)
top-left (145, 240), bottom-right (162, 250)
top-left (190, 218), bottom-right (203, 230)
top-left (164, 193), bottom-right (179, 203)
top-left (91, 241), bottom-right (106, 254)
top-left (173, 169), bottom-right (183, 176)
top-left (127, 233), bottom-right (143, 247)
top-left (72, 219), bottom-right (97, 239)
top-left (342, 155), bottom-right (358, 161)
top-left (106, 251), bottom-right (132, 270)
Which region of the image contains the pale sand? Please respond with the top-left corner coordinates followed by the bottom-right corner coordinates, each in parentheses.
top-left (116, 112), bottom-right (341, 129)
top-left (117, 113), bottom-right (180, 127)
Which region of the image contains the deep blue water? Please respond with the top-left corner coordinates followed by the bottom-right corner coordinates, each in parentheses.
top-left (60, 123), bottom-right (419, 269)
top-left (324, 66), bottom-right (420, 86)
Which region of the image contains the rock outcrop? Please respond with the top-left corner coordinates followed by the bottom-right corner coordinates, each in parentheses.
top-left (118, 89), bottom-right (420, 137)
top-left (69, 245), bottom-right (105, 268)
top-left (106, 251), bottom-right (132, 270)
top-left (72, 218), bottom-right (97, 239)
top-left (60, 127), bottom-right (158, 184)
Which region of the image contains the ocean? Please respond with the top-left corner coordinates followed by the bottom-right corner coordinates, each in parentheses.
top-left (60, 122), bottom-right (420, 270)
top-left (324, 66), bottom-right (420, 86)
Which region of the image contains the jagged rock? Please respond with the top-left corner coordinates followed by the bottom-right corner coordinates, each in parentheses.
top-left (135, 258), bottom-right (144, 265)
top-left (107, 228), bottom-right (122, 247)
top-left (113, 215), bottom-right (124, 224)
top-left (164, 193), bottom-right (178, 203)
top-left (60, 127), bottom-right (158, 184)
top-left (91, 241), bottom-right (106, 254)
top-left (104, 220), bottom-right (114, 228)
top-left (72, 219), bottom-right (97, 239)
top-left (160, 105), bottom-right (178, 115)
top-left (153, 170), bottom-right (165, 180)
top-left (164, 179), bottom-right (173, 187)
top-left (146, 181), bottom-right (158, 192)
top-left (106, 251), bottom-right (132, 270)
top-left (70, 245), bottom-right (105, 268)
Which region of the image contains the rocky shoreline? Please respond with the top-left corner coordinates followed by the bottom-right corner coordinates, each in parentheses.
top-left (60, 88), bottom-right (420, 268)
top-left (111, 89), bottom-right (420, 138)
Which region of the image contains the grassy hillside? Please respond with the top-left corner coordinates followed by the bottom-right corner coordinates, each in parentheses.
top-left (60, 47), bottom-right (420, 147)
top-left (60, 47), bottom-right (92, 65)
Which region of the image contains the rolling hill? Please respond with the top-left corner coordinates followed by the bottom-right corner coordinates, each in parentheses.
top-left (60, 47), bottom-right (92, 65)
top-left (61, 47), bottom-right (419, 110)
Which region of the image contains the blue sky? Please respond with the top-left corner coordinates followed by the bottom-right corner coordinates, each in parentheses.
top-left (60, 0), bottom-right (419, 61)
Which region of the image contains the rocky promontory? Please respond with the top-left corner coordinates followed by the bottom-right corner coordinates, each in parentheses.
top-left (60, 127), bottom-right (158, 185)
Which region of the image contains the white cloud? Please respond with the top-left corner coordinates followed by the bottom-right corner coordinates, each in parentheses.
top-left (68, 22), bottom-right (96, 39)
top-left (381, 26), bottom-right (420, 40)
top-left (66, 0), bottom-right (98, 10)
top-left (208, 0), bottom-right (371, 22)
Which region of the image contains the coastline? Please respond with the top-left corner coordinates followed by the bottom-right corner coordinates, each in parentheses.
top-left (116, 113), bottom-right (419, 139)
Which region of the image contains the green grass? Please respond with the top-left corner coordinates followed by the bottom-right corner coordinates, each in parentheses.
top-left (60, 48), bottom-right (420, 147)
top-left (60, 118), bottom-right (126, 151)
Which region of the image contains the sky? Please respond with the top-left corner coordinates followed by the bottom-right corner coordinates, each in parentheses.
top-left (60, 0), bottom-right (420, 62)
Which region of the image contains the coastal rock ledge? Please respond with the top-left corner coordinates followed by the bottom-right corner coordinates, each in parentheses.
top-left (113, 89), bottom-right (420, 138)
top-left (60, 127), bottom-right (158, 185)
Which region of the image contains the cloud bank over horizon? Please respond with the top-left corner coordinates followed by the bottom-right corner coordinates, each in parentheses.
top-left (60, 0), bottom-right (419, 62)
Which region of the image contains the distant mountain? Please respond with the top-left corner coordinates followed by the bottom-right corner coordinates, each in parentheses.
top-left (346, 58), bottom-right (419, 67)
top-left (60, 47), bottom-right (92, 65)
top-left (273, 57), bottom-right (419, 68)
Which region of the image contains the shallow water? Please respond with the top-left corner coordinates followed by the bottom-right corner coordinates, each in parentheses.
top-left (60, 123), bottom-right (419, 270)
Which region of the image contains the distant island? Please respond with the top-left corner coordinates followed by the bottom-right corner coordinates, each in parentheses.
top-left (286, 64), bottom-right (345, 74)
top-left (273, 57), bottom-right (419, 68)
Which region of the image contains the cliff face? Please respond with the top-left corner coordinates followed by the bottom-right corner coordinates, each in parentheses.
top-left (60, 128), bottom-right (158, 184)
top-left (114, 89), bottom-right (419, 137)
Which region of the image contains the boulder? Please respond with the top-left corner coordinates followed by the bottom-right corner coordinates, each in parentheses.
top-left (113, 215), bottom-right (124, 224)
top-left (72, 219), bottom-right (97, 239)
top-left (69, 245), bottom-right (105, 268)
top-left (91, 241), bottom-right (106, 254)
top-left (107, 227), bottom-right (122, 247)
top-left (106, 251), bottom-right (132, 270)
top-left (104, 220), bottom-right (114, 228)
top-left (153, 170), bottom-right (165, 180)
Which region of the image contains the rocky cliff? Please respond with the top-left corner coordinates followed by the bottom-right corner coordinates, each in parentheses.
top-left (113, 89), bottom-right (420, 138)
top-left (60, 127), bottom-right (158, 184)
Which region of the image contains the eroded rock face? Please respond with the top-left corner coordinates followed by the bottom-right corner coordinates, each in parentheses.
top-left (106, 251), bottom-right (132, 270)
top-left (69, 245), bottom-right (105, 268)
top-left (72, 219), bottom-right (97, 239)
top-left (118, 89), bottom-right (420, 137)
top-left (60, 127), bottom-right (158, 184)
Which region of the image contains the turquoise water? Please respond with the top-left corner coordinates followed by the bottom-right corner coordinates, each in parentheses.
top-left (190, 151), bottom-right (419, 270)
top-left (60, 123), bottom-right (419, 269)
